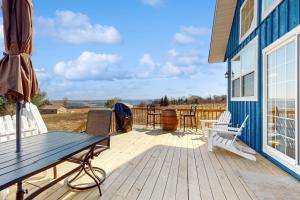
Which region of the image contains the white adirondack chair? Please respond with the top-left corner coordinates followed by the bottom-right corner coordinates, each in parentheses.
top-left (212, 111), bottom-right (231, 129)
top-left (0, 103), bottom-right (48, 200)
top-left (207, 115), bottom-right (256, 161)
top-left (200, 111), bottom-right (231, 136)
top-left (0, 103), bottom-right (47, 142)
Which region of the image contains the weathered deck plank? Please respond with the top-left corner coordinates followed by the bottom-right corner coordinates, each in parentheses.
top-left (2, 128), bottom-right (300, 200)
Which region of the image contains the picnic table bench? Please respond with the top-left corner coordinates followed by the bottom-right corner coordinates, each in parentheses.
top-left (0, 131), bottom-right (108, 200)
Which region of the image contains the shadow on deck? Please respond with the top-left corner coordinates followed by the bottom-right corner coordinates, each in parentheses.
top-left (3, 128), bottom-right (300, 200)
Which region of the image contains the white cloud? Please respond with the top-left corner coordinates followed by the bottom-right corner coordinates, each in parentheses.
top-left (54, 51), bottom-right (121, 81)
top-left (142, 0), bottom-right (162, 6)
top-left (180, 26), bottom-right (211, 35)
top-left (173, 26), bottom-right (210, 45)
top-left (138, 53), bottom-right (158, 78)
top-left (36, 10), bottom-right (121, 44)
top-left (159, 62), bottom-right (181, 77)
top-left (139, 54), bottom-right (156, 68)
top-left (167, 49), bottom-right (202, 65)
top-left (35, 68), bottom-right (51, 81)
top-left (137, 49), bottom-right (203, 78)
top-left (173, 33), bottom-right (194, 45)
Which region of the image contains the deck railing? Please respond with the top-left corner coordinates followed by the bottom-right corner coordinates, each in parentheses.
top-left (111, 106), bottom-right (226, 132)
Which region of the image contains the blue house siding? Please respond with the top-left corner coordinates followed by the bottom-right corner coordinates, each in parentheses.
top-left (225, 0), bottom-right (300, 153)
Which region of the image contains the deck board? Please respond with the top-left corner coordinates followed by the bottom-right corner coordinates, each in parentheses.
top-left (2, 127), bottom-right (300, 200)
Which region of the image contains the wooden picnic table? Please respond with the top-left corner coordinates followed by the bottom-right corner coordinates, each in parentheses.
top-left (0, 131), bottom-right (108, 200)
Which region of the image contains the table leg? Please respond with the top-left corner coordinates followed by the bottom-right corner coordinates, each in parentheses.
top-left (208, 129), bottom-right (214, 152)
top-left (201, 121), bottom-right (205, 135)
top-left (16, 182), bottom-right (27, 200)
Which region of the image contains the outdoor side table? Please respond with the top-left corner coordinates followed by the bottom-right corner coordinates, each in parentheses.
top-left (161, 109), bottom-right (178, 131)
top-left (199, 119), bottom-right (219, 136)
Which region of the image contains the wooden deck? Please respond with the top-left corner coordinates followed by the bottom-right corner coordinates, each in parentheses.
top-left (3, 127), bottom-right (300, 200)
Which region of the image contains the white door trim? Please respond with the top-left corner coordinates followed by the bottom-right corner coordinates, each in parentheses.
top-left (262, 25), bottom-right (300, 175)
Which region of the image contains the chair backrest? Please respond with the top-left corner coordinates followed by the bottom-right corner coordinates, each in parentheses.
top-left (0, 103), bottom-right (48, 142)
top-left (189, 105), bottom-right (197, 116)
top-left (86, 110), bottom-right (112, 137)
top-left (213, 111), bottom-right (231, 130)
top-left (147, 105), bottom-right (156, 114)
top-left (24, 103), bottom-right (48, 134)
top-left (218, 111), bottom-right (231, 124)
top-left (238, 115), bottom-right (249, 132)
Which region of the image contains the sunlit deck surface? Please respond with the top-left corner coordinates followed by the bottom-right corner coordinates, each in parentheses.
top-left (4, 127), bottom-right (300, 200)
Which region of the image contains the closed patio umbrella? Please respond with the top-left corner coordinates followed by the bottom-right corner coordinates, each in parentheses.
top-left (0, 0), bottom-right (38, 198)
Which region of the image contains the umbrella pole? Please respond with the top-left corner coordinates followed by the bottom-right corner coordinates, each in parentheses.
top-left (16, 102), bottom-right (25, 200)
top-left (16, 102), bottom-right (22, 153)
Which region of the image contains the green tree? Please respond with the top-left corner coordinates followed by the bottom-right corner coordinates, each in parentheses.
top-left (0, 96), bottom-right (5, 113)
top-left (159, 97), bottom-right (164, 106)
top-left (104, 97), bottom-right (121, 108)
top-left (163, 96), bottom-right (169, 106)
top-left (31, 91), bottom-right (50, 108)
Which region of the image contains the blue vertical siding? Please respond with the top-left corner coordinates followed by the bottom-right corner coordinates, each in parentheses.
top-left (225, 0), bottom-right (300, 153)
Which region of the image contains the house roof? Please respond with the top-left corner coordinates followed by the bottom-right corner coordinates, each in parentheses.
top-left (208, 0), bottom-right (237, 63)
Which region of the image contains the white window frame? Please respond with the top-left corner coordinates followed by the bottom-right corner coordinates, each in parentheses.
top-left (239, 0), bottom-right (258, 43)
top-left (261, 0), bottom-right (283, 20)
top-left (231, 37), bottom-right (258, 101)
top-left (262, 25), bottom-right (300, 175)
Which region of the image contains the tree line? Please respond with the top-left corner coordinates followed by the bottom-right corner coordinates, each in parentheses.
top-left (0, 90), bottom-right (50, 115)
top-left (151, 95), bottom-right (226, 106)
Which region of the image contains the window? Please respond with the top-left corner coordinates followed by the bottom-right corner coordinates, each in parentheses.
top-left (262, 0), bottom-right (283, 20)
top-left (231, 37), bottom-right (257, 101)
top-left (240, 0), bottom-right (257, 43)
top-left (265, 39), bottom-right (297, 162)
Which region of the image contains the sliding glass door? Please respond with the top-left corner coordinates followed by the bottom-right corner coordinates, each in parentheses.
top-left (265, 39), bottom-right (297, 165)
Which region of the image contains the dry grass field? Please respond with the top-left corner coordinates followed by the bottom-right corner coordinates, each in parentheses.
top-left (42, 109), bottom-right (90, 131)
top-left (41, 104), bottom-right (226, 132)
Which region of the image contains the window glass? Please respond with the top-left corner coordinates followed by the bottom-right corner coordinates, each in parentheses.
top-left (242, 45), bottom-right (255, 73)
top-left (232, 78), bottom-right (240, 97)
top-left (242, 72), bottom-right (254, 96)
top-left (241, 0), bottom-right (255, 38)
top-left (264, 0), bottom-right (274, 12)
top-left (231, 56), bottom-right (241, 78)
top-left (266, 40), bottom-right (296, 160)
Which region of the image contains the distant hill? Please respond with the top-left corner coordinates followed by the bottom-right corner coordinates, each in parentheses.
top-left (51, 99), bottom-right (150, 108)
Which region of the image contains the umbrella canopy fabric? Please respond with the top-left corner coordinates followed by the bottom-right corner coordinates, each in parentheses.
top-left (0, 0), bottom-right (38, 102)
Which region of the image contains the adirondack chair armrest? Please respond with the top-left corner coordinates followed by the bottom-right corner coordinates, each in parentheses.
top-left (211, 129), bottom-right (241, 136)
top-left (227, 127), bottom-right (240, 131)
top-left (212, 122), bottom-right (231, 126)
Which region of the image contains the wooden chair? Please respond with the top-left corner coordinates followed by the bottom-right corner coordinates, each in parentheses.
top-left (66, 110), bottom-right (112, 196)
top-left (146, 105), bottom-right (161, 129)
top-left (180, 105), bottom-right (197, 131)
top-left (207, 115), bottom-right (256, 161)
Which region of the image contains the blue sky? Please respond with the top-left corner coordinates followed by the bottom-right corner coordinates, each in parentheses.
top-left (13, 0), bottom-right (225, 100)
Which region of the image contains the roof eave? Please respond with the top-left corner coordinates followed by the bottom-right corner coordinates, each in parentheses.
top-left (208, 0), bottom-right (237, 63)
